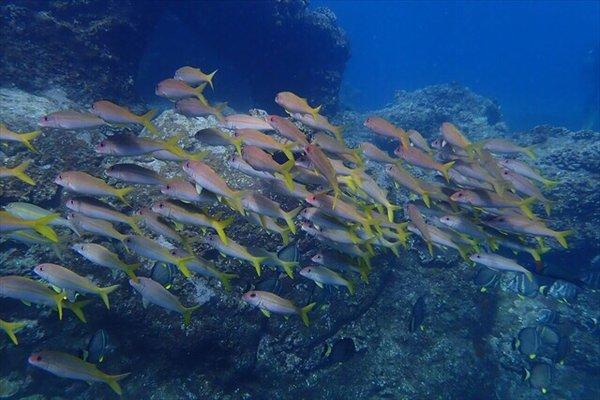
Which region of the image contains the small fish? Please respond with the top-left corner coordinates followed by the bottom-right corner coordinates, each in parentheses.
top-left (38, 110), bottom-right (107, 129)
top-left (159, 179), bottom-right (217, 204)
top-left (497, 159), bottom-right (558, 188)
top-left (96, 133), bottom-right (188, 159)
top-left (67, 212), bottom-right (127, 242)
top-left (363, 116), bottom-right (409, 148)
top-left (220, 114), bottom-right (273, 131)
top-left (450, 189), bottom-right (536, 219)
top-left (508, 273), bottom-right (539, 298)
top-left (174, 66), bottom-right (218, 89)
top-left (4, 202), bottom-right (72, 230)
top-left (234, 129), bottom-right (296, 160)
top-left (246, 212), bottom-right (291, 245)
top-left (265, 115), bottom-right (309, 146)
top-left (311, 250), bottom-right (368, 282)
top-left (228, 154), bottom-right (276, 180)
top-left (289, 165), bottom-right (328, 186)
top-left (304, 143), bottom-right (340, 205)
top-left (394, 145), bottom-right (455, 182)
top-left (65, 196), bottom-right (141, 234)
top-left (71, 243), bottom-right (140, 281)
top-left (28, 351), bottom-right (130, 395)
top-left (484, 214), bottom-right (572, 248)
top-left (438, 214), bottom-right (491, 243)
top-left (470, 252), bottom-right (533, 281)
top-left (182, 160), bottom-right (244, 213)
top-left (241, 192), bottom-right (300, 234)
top-left (0, 212), bottom-right (58, 242)
top-left (175, 98), bottom-right (225, 121)
top-left (34, 263), bottom-right (119, 309)
top-left (169, 249), bottom-right (238, 291)
top-left (82, 329), bottom-right (109, 363)
top-left (385, 164), bottom-right (431, 207)
top-left (195, 127), bottom-right (242, 153)
top-left (129, 277), bottom-right (200, 326)
top-left (106, 163), bottom-right (166, 186)
top-left (299, 207), bottom-right (347, 230)
top-left (501, 169), bottom-right (552, 215)
top-left (406, 204), bottom-right (434, 255)
top-left (55, 171), bottom-right (133, 205)
top-left (275, 91), bottom-right (321, 119)
top-left (90, 100), bottom-right (158, 134)
top-left (202, 233), bottom-right (268, 276)
top-left (315, 338), bottom-right (356, 369)
top-left (241, 145), bottom-right (295, 189)
top-left (440, 122), bottom-right (473, 153)
top-left (134, 208), bottom-right (185, 245)
top-left (0, 123), bottom-right (40, 152)
top-left (150, 147), bottom-right (208, 162)
top-left (290, 112), bottom-right (343, 142)
top-left (407, 129), bottom-right (432, 154)
top-left (480, 138), bottom-right (535, 159)
top-left (0, 318), bottom-right (27, 345)
top-left (155, 79), bottom-right (208, 103)
top-left (312, 132), bottom-right (360, 165)
top-left (473, 267), bottom-right (500, 292)
top-left (305, 193), bottom-right (375, 234)
top-left (345, 171), bottom-right (398, 222)
top-left (408, 295), bottom-right (426, 332)
top-left (359, 142), bottom-right (398, 164)
top-left (150, 262), bottom-right (177, 289)
top-left (242, 290), bottom-right (316, 326)
top-left (514, 326), bottom-right (541, 359)
top-left (300, 265), bottom-right (354, 294)
top-left (123, 235), bottom-right (194, 278)
top-left (524, 363), bottom-right (553, 394)
top-left (0, 159), bottom-right (35, 185)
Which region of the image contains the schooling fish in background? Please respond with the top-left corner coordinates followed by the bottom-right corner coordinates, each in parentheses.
top-left (220, 114), bottom-right (273, 131)
top-left (289, 112), bottom-right (343, 142)
top-left (55, 171), bottom-right (133, 205)
top-left (234, 129), bottom-right (297, 160)
top-left (175, 98), bottom-right (226, 121)
top-left (497, 159), bottom-right (559, 189)
top-left (195, 127), bottom-right (242, 154)
top-left (407, 129), bottom-right (432, 154)
top-left (0, 123), bottom-right (40, 152)
top-left (90, 100), bottom-right (158, 135)
top-left (470, 252), bottom-right (534, 281)
top-left (363, 116), bottom-right (409, 148)
top-left (275, 91), bottom-right (321, 119)
top-left (159, 178), bottom-right (218, 205)
top-left (242, 290), bottom-right (316, 326)
top-left (81, 328), bottom-right (109, 364)
top-left (241, 145), bottom-right (295, 189)
top-left (95, 132), bottom-right (188, 159)
top-left (314, 337), bottom-right (357, 370)
top-left (105, 163), bottom-right (167, 186)
top-left (174, 66), bottom-right (218, 89)
top-left (266, 115), bottom-right (309, 146)
top-left (66, 212), bottom-right (128, 243)
top-left (155, 78), bottom-right (208, 104)
top-left (122, 235), bottom-right (194, 278)
top-left (65, 196), bottom-right (141, 234)
top-left (0, 212), bottom-right (59, 242)
top-left (150, 262), bottom-right (177, 289)
top-left (71, 243), bottom-right (140, 281)
top-left (169, 249), bottom-right (237, 291)
top-left (408, 295), bottom-right (427, 332)
top-left (300, 265), bottom-right (355, 294)
top-left (0, 159), bottom-right (35, 185)
top-left (38, 110), bottom-right (107, 129)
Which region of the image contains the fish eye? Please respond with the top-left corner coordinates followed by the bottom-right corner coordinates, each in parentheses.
top-left (307, 268), bottom-right (311, 272)
top-left (99, 142), bottom-right (105, 147)
top-left (58, 174), bottom-right (63, 179)
top-left (159, 203), bottom-right (164, 208)
top-left (36, 355), bottom-right (42, 361)
top-left (43, 116), bottom-right (48, 121)
top-left (250, 293), bottom-right (256, 298)
top-left (165, 185), bottom-right (171, 190)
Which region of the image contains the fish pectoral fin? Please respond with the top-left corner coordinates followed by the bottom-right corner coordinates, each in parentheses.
top-left (260, 308), bottom-right (271, 318)
top-left (142, 298), bottom-right (149, 308)
top-left (315, 281), bottom-right (324, 289)
top-left (21, 300), bottom-right (32, 306)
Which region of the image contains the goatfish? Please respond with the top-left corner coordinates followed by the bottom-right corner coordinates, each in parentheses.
top-left (242, 290), bottom-right (316, 326)
top-left (450, 189), bottom-right (536, 219)
top-left (33, 263), bottom-right (119, 309)
top-left (155, 79), bottom-right (207, 104)
top-left (501, 169), bottom-right (552, 215)
top-left (134, 207), bottom-right (193, 253)
top-left (385, 164), bottom-right (431, 207)
top-left (300, 265), bottom-right (355, 294)
top-left (123, 235), bottom-right (194, 278)
top-left (289, 112), bottom-right (343, 142)
top-left (55, 171), bottom-right (133, 205)
top-left (71, 243), bottom-right (140, 281)
top-left (0, 276), bottom-right (88, 321)
top-left (298, 207), bottom-right (348, 230)
top-left (160, 179), bottom-right (218, 204)
top-left (407, 223), bottom-right (470, 260)
top-left (0, 123), bottom-right (40, 152)
top-left (241, 145), bottom-right (295, 189)
top-left (0, 212), bottom-right (58, 242)
top-left (202, 233), bottom-right (269, 276)
top-left (105, 163), bottom-right (166, 186)
top-left (268, 179), bottom-right (311, 201)
top-left (359, 142), bottom-right (398, 165)
top-left (394, 145), bottom-right (455, 182)
top-left (477, 148), bottom-right (514, 196)
top-left (38, 110), bottom-right (107, 129)
top-left (470, 252), bottom-right (533, 281)
top-left (406, 204), bottom-right (434, 255)
top-left (150, 147), bottom-right (208, 162)
top-left (407, 129), bottom-right (432, 154)
top-left (344, 171), bottom-right (398, 222)
top-left (90, 100), bottom-right (158, 135)
top-left (129, 277), bottom-right (200, 326)
top-left (65, 196), bottom-right (141, 234)
top-left (95, 133), bottom-right (188, 159)
top-left (228, 154), bottom-right (276, 180)
top-left (304, 143), bottom-right (340, 206)
top-left (182, 160), bottom-right (245, 213)
top-left (66, 212), bottom-right (127, 242)
top-left (151, 199), bottom-right (234, 244)
top-left (479, 138), bottom-right (535, 159)
top-left (440, 122), bottom-right (474, 154)
top-left (174, 66), bottom-right (218, 89)
top-left (363, 116), bottom-right (409, 148)
top-left (311, 250), bottom-right (369, 282)
top-left (305, 193), bottom-right (376, 234)
top-left (246, 212), bottom-right (291, 245)
top-left (498, 159), bottom-right (558, 189)
top-left (275, 91), bottom-right (321, 119)
top-left (246, 247), bottom-right (298, 278)
top-left (28, 351), bottom-right (130, 395)
top-left (313, 132), bottom-right (362, 165)
top-left (175, 98), bottom-right (225, 121)
top-left (234, 129), bottom-right (296, 160)
top-left (438, 214), bottom-right (494, 246)
top-left (266, 115), bottom-right (309, 146)
top-left (220, 114), bottom-right (273, 131)
top-left (4, 202), bottom-right (73, 231)
top-left (484, 214), bottom-right (573, 249)
top-left (0, 159), bottom-right (35, 185)
top-left (241, 192), bottom-right (300, 234)
top-left (0, 318), bottom-right (27, 345)
top-left (169, 249), bottom-right (238, 291)
top-left (195, 127), bottom-right (242, 153)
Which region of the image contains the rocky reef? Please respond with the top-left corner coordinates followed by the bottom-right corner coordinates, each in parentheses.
top-left (1, 81), bottom-right (599, 400)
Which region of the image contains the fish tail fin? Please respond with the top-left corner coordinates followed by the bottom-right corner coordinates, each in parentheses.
top-left (358, 260), bottom-right (370, 283)
top-left (553, 229), bottom-right (574, 249)
top-left (518, 196), bottom-right (537, 219)
top-left (114, 186), bottom-right (134, 206)
top-left (67, 299), bottom-right (91, 323)
top-left (332, 125), bottom-right (344, 142)
top-left (421, 191), bottom-right (431, 208)
top-left (182, 304), bottom-right (201, 326)
top-left (176, 257), bottom-right (193, 278)
top-left (440, 161), bottom-right (455, 182)
top-left (527, 248), bottom-right (541, 262)
top-left (98, 284), bottom-right (120, 309)
top-left (310, 105), bottom-right (322, 120)
top-left (280, 261), bottom-right (296, 279)
top-left (218, 272), bottom-right (238, 292)
top-left (524, 146), bottom-right (537, 160)
top-left (543, 201), bottom-right (552, 216)
top-left (127, 215), bottom-right (143, 235)
top-left (104, 372), bottom-right (131, 395)
top-left (280, 226), bottom-right (291, 245)
top-left (284, 206), bottom-right (301, 234)
top-left (352, 148), bottom-right (364, 167)
top-left (524, 270), bottom-right (534, 282)
top-left (542, 177), bottom-right (559, 189)
top-left (281, 143), bottom-right (296, 162)
top-left (10, 159), bottom-right (35, 185)
top-left (277, 170), bottom-right (296, 191)
top-left (189, 149), bottom-right (209, 161)
top-left (299, 302), bottom-right (317, 327)
top-left (251, 257), bottom-right (267, 276)
top-left (1, 320), bottom-right (27, 345)
top-left (346, 278), bottom-right (356, 295)
top-left (194, 82), bottom-right (208, 95)
top-left (385, 203), bottom-right (401, 223)
top-left (457, 245), bottom-right (470, 261)
top-left (163, 134), bottom-right (188, 159)
top-left (212, 216), bottom-right (235, 244)
top-left (31, 213), bottom-right (59, 243)
top-left (206, 69), bottom-right (218, 90)
top-left (232, 138), bottom-right (243, 156)
top-left (228, 191), bottom-right (245, 214)
top-left (426, 241), bottom-right (434, 257)
top-left (214, 102), bottom-right (227, 122)
top-left (20, 130), bottom-right (41, 152)
top-left (139, 109), bottom-right (159, 135)
top-left (124, 263), bottom-right (141, 282)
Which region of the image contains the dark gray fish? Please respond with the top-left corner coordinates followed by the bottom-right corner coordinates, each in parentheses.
top-left (581, 270), bottom-right (600, 289)
top-left (150, 262), bottom-right (177, 289)
top-left (316, 338), bottom-right (356, 369)
top-left (508, 273), bottom-right (538, 298)
top-left (106, 163), bottom-right (166, 185)
top-left (525, 363), bottom-right (553, 394)
top-left (277, 240), bottom-right (299, 263)
top-left (409, 295), bottom-right (426, 332)
top-left (536, 309), bottom-right (559, 325)
top-left (513, 327), bottom-right (540, 359)
top-left (544, 280), bottom-right (579, 304)
top-left (553, 336), bottom-right (570, 364)
top-left (473, 267), bottom-right (500, 291)
top-left (82, 329), bottom-right (109, 364)
top-left (538, 325), bottom-right (560, 346)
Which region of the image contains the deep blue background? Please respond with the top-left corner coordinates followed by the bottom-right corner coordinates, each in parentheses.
top-left (312, 0), bottom-right (599, 131)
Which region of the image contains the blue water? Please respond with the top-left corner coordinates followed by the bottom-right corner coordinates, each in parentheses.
top-left (313, 0), bottom-right (600, 131)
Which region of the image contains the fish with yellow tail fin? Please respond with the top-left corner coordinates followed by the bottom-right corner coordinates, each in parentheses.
top-left (440, 122), bottom-right (476, 156)
top-left (95, 132), bottom-right (188, 159)
top-left (275, 91), bottom-right (322, 120)
top-left (0, 123), bottom-right (40, 152)
top-left (405, 204), bottom-right (434, 256)
top-left (311, 250), bottom-right (370, 283)
top-left (305, 192), bottom-right (378, 235)
top-left (129, 277), bottom-right (200, 326)
top-left (304, 143), bottom-right (340, 207)
top-left (290, 112), bottom-right (344, 142)
top-left (483, 214), bottom-right (573, 249)
top-left (300, 266), bottom-right (355, 294)
top-left (0, 159), bottom-right (35, 185)
top-left (65, 197), bottom-right (142, 235)
top-left (234, 129), bottom-right (297, 161)
top-left (54, 171), bottom-right (133, 205)
top-left (175, 66), bottom-right (218, 89)
top-left (266, 115), bottom-right (310, 146)
top-left (241, 145), bottom-right (296, 190)
top-left (363, 116), bottom-right (410, 149)
top-left (0, 318), bottom-right (27, 345)
top-left (71, 243), bottom-right (140, 282)
top-left (394, 145), bottom-right (455, 182)
top-left (155, 78), bottom-right (208, 104)
top-left (90, 100), bottom-right (158, 135)
top-left (385, 164), bottom-right (431, 207)
top-left (479, 138), bottom-right (536, 159)
top-left (450, 189), bottom-right (537, 219)
top-left (0, 212), bottom-right (59, 242)
top-left (39, 110), bottom-right (107, 129)
top-left (170, 249), bottom-right (238, 292)
top-left (28, 351), bottom-right (130, 395)
top-left (359, 142), bottom-right (399, 165)
top-left (497, 159), bottom-right (559, 189)
top-left (242, 290), bottom-right (316, 326)
top-left (241, 192), bottom-right (300, 234)
top-left (176, 98), bottom-right (226, 121)
top-left (470, 252), bottom-right (534, 281)
top-left (202, 233), bottom-right (269, 276)
top-left (0, 276), bottom-right (66, 320)
top-left (123, 235), bottom-right (194, 278)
